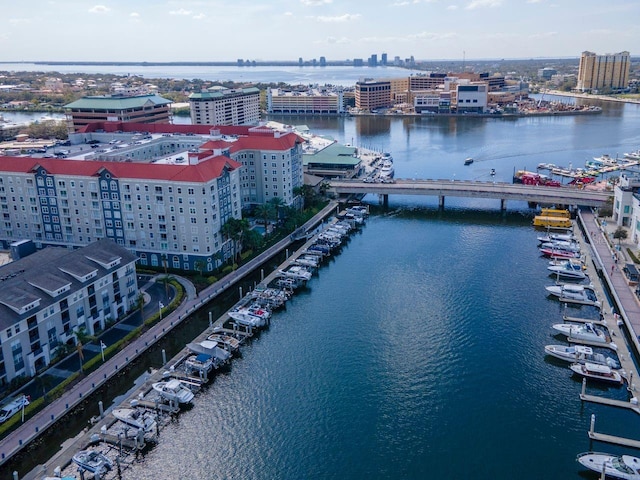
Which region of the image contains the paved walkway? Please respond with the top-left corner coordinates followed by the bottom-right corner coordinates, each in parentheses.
top-left (579, 209), bottom-right (640, 388)
top-left (0, 200), bottom-right (339, 469)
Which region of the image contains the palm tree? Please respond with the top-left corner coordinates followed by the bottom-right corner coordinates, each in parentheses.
top-left (268, 197), bottom-right (285, 223)
top-left (221, 217), bottom-right (250, 263)
top-left (254, 203), bottom-right (275, 234)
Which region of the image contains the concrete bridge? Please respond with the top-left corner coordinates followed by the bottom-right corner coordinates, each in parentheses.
top-left (327, 178), bottom-right (612, 209)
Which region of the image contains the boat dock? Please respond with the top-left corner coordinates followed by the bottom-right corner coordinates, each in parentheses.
top-left (588, 413), bottom-right (640, 448)
top-left (562, 314), bottom-right (607, 327)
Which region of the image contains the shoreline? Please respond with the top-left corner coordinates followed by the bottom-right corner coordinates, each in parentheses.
top-left (544, 89), bottom-right (640, 105)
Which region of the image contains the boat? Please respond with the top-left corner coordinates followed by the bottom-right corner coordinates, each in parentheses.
top-left (490, 168), bottom-right (496, 176)
top-left (187, 340), bottom-right (232, 364)
top-left (545, 283), bottom-right (600, 306)
top-left (547, 259), bottom-right (588, 280)
top-left (294, 255), bottom-right (320, 268)
top-left (592, 154), bottom-right (618, 166)
top-left (569, 362), bottom-right (624, 385)
top-left (72, 449), bottom-right (113, 474)
top-left (184, 353), bottom-right (216, 373)
top-left (551, 322), bottom-right (611, 346)
top-left (228, 309), bottom-right (265, 327)
top-left (151, 379), bottom-right (195, 404)
top-left (533, 216), bottom-right (572, 229)
top-left (207, 333), bottom-right (241, 353)
top-left (464, 157), bottom-right (474, 165)
top-left (537, 232), bottom-right (576, 243)
top-left (624, 150), bottom-right (640, 161)
top-left (379, 157), bottom-right (394, 178)
top-left (112, 407), bottom-right (157, 433)
top-left (544, 344), bottom-right (619, 368)
top-left (539, 247), bottom-right (580, 259)
top-left (540, 240), bottom-right (580, 252)
top-left (278, 265), bottom-right (312, 281)
top-left (577, 452), bottom-right (640, 479)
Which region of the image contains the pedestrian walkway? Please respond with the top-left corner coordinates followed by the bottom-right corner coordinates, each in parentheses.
top-left (579, 209), bottom-right (640, 369)
top-left (0, 200), bottom-right (339, 470)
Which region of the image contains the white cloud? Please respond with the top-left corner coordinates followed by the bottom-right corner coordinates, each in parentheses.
top-left (9, 18), bottom-right (31, 25)
top-left (526, 0), bottom-right (543, 3)
top-left (88, 5), bottom-right (110, 14)
top-left (130, 12), bottom-right (140, 17)
top-left (447, 5), bottom-right (459, 9)
top-left (410, 31), bottom-right (457, 40)
top-left (284, 11), bottom-right (293, 16)
top-left (312, 13), bottom-right (361, 22)
top-left (169, 8), bottom-right (192, 16)
top-left (314, 36), bottom-right (352, 45)
top-left (465, 0), bottom-right (502, 9)
top-left (300, 0), bottom-right (332, 5)
top-left (193, 13), bottom-right (205, 20)
top-left (391, 0), bottom-right (422, 5)
top-left (528, 31), bottom-right (557, 39)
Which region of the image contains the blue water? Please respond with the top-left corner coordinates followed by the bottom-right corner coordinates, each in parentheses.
top-left (122, 211), bottom-right (637, 479)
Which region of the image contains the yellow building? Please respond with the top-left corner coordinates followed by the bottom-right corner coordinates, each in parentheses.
top-left (577, 51), bottom-right (630, 93)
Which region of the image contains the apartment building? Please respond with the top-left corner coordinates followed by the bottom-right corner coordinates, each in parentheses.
top-left (267, 87), bottom-right (345, 114)
top-left (189, 86), bottom-right (260, 125)
top-left (0, 239), bottom-right (138, 384)
top-left (0, 121), bottom-right (303, 271)
top-left (64, 94), bottom-right (172, 132)
top-left (577, 51), bottom-right (631, 93)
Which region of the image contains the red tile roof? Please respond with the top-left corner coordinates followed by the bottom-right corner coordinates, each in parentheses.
top-left (0, 155), bottom-right (242, 183)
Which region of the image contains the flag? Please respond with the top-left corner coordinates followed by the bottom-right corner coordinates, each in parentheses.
top-left (100, 341), bottom-right (107, 350)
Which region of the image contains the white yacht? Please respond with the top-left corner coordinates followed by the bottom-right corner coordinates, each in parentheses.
top-left (551, 322), bottom-right (613, 347)
top-left (112, 407), bottom-right (157, 433)
top-left (577, 452), bottom-right (640, 479)
top-left (544, 344), bottom-right (619, 368)
top-left (278, 265), bottom-right (312, 281)
top-left (228, 309), bottom-right (266, 327)
top-left (545, 283), bottom-right (600, 307)
top-left (569, 362), bottom-right (623, 385)
top-left (547, 259), bottom-right (587, 280)
top-left (152, 379), bottom-right (195, 405)
top-left (72, 449), bottom-right (113, 474)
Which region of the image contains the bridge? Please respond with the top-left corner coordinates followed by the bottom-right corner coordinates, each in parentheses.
top-left (327, 178), bottom-right (612, 209)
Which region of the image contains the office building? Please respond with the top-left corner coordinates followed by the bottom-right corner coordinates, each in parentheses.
top-left (355, 79), bottom-right (392, 110)
top-left (0, 239), bottom-right (138, 384)
top-left (577, 51), bottom-right (630, 93)
top-left (64, 94), bottom-right (172, 132)
top-left (189, 86), bottom-right (260, 126)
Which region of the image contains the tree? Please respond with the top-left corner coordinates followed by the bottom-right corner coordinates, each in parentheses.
top-left (613, 226), bottom-right (628, 246)
top-left (268, 197), bottom-right (285, 224)
top-left (254, 202), bottom-right (275, 232)
top-left (221, 217), bottom-right (250, 263)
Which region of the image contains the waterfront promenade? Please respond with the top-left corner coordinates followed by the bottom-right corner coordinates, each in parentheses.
top-left (0, 201), bottom-right (339, 470)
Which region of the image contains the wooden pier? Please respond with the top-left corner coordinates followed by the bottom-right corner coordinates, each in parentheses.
top-left (566, 336), bottom-right (618, 350)
top-left (589, 413), bottom-right (640, 448)
top-left (562, 314), bottom-right (607, 327)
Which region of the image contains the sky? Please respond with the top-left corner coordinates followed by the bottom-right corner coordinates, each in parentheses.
top-left (1, 0), bottom-right (638, 63)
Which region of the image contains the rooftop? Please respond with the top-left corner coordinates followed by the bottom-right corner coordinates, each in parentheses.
top-left (64, 94), bottom-right (172, 110)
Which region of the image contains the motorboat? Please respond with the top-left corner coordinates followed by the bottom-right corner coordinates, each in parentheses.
top-left (187, 340), bottom-right (232, 364)
top-left (539, 247), bottom-right (580, 259)
top-left (228, 309), bottom-right (265, 327)
top-left (551, 322), bottom-right (612, 347)
top-left (464, 157), bottom-right (474, 165)
top-left (547, 259), bottom-right (588, 280)
top-left (379, 158), bottom-right (394, 178)
top-left (540, 240), bottom-right (580, 253)
top-left (72, 449), bottom-right (113, 474)
top-left (569, 362), bottom-right (624, 385)
top-left (545, 283), bottom-right (600, 306)
top-left (278, 265), bottom-right (312, 281)
top-left (184, 353), bottom-right (216, 373)
top-left (112, 407), bottom-right (157, 433)
top-left (152, 379), bottom-right (195, 405)
top-left (294, 255), bottom-right (320, 268)
top-left (577, 452), bottom-right (640, 479)
top-left (207, 333), bottom-right (241, 353)
top-left (544, 344), bottom-right (619, 368)
top-left (490, 168), bottom-right (496, 176)
top-left (537, 232), bottom-right (576, 243)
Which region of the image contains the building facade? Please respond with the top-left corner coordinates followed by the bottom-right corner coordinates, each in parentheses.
top-left (0, 239), bottom-right (138, 384)
top-left (455, 84), bottom-right (488, 113)
top-left (577, 51), bottom-right (631, 93)
top-left (267, 87), bottom-right (345, 115)
top-left (189, 87), bottom-right (260, 126)
top-left (64, 94), bottom-right (172, 132)
top-left (0, 121), bottom-right (304, 271)
top-left (355, 80), bottom-right (392, 111)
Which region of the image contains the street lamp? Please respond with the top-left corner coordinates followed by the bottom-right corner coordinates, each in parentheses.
top-left (100, 341), bottom-right (107, 362)
top-left (159, 301), bottom-right (164, 320)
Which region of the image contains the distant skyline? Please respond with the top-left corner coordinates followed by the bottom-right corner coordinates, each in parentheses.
top-left (1, 1), bottom-right (638, 63)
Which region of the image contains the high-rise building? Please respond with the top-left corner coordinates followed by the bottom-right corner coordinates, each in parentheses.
top-left (381, 53), bottom-right (388, 66)
top-left (355, 79), bottom-right (392, 110)
top-left (576, 51), bottom-right (630, 93)
top-left (189, 86), bottom-right (260, 126)
top-left (267, 87), bottom-right (345, 114)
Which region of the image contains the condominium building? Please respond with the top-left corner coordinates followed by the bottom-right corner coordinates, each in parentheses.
top-left (355, 79), bottom-right (392, 111)
top-left (577, 51), bottom-right (631, 93)
top-left (267, 87), bottom-right (345, 114)
top-left (0, 239), bottom-right (138, 384)
top-left (189, 86), bottom-right (260, 126)
top-left (0, 121), bottom-right (303, 271)
top-left (64, 94), bottom-right (172, 132)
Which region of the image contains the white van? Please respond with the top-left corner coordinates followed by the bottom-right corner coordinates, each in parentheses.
top-left (0, 395), bottom-right (30, 423)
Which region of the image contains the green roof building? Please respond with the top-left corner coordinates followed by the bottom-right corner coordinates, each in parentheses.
top-left (64, 94), bottom-right (172, 132)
